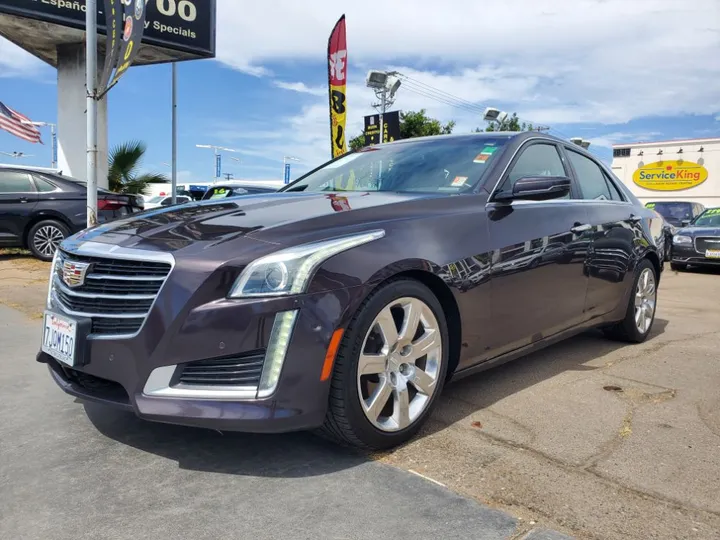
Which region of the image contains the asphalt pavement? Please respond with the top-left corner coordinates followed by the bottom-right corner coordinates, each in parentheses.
top-left (0, 304), bottom-right (570, 540)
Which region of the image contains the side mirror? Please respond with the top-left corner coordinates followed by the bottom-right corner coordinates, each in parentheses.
top-left (161, 199), bottom-right (172, 206)
top-left (503, 176), bottom-right (572, 201)
top-left (681, 219), bottom-right (691, 227)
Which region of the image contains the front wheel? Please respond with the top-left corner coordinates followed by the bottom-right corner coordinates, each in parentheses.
top-left (319, 279), bottom-right (449, 450)
top-left (603, 259), bottom-right (657, 343)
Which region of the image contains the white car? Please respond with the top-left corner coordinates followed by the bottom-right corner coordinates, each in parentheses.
top-left (143, 195), bottom-right (191, 209)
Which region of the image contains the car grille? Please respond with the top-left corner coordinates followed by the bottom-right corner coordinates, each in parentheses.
top-left (52, 250), bottom-right (172, 337)
top-left (176, 350), bottom-right (266, 387)
top-left (695, 237), bottom-right (720, 254)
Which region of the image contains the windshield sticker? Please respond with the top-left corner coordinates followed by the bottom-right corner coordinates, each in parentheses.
top-left (451, 176), bottom-right (468, 187)
top-left (704, 208), bottom-right (720, 216)
top-left (481, 146), bottom-right (499, 155)
top-left (325, 153), bottom-right (363, 169)
top-left (645, 202), bottom-right (656, 208)
top-left (474, 154), bottom-right (490, 163)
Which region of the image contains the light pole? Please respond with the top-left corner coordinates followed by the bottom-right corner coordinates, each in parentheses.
top-left (366, 70), bottom-right (402, 143)
top-left (196, 144), bottom-right (240, 182)
top-left (171, 63), bottom-right (178, 204)
top-left (86, 0), bottom-right (98, 227)
top-left (282, 155), bottom-right (301, 184)
top-left (21, 121), bottom-right (57, 168)
top-left (229, 156), bottom-right (241, 178)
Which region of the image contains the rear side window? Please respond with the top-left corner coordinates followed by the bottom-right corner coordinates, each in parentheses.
top-left (0, 171), bottom-right (34, 193)
top-left (34, 177), bottom-right (58, 192)
top-left (567, 150), bottom-right (617, 201)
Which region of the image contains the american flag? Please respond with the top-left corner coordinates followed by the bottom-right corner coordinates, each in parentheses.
top-left (0, 101), bottom-right (43, 144)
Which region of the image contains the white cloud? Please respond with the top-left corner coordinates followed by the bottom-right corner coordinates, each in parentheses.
top-left (214, 0), bottom-right (720, 125)
top-left (273, 81), bottom-right (325, 96)
top-left (588, 131), bottom-right (664, 149)
top-left (0, 39), bottom-right (46, 78)
top-left (716, 115), bottom-right (720, 122)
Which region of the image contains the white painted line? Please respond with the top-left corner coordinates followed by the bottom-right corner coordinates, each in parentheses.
top-left (408, 469), bottom-right (446, 487)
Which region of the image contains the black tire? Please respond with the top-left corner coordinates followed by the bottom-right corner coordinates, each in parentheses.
top-left (27, 220), bottom-right (69, 261)
top-left (603, 259), bottom-right (657, 343)
top-left (318, 279), bottom-right (450, 450)
top-left (670, 262), bottom-right (687, 272)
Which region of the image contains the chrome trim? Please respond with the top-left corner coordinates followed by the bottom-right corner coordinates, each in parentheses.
top-left (86, 274), bottom-right (167, 282)
top-left (142, 309), bottom-right (300, 401)
top-left (49, 241), bottom-right (175, 340)
top-left (489, 199), bottom-right (632, 207)
top-left (50, 290), bottom-right (148, 319)
top-left (54, 277), bottom-right (157, 300)
top-left (143, 366), bottom-right (258, 400)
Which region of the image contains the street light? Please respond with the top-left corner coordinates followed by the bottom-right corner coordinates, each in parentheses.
top-left (282, 155), bottom-right (301, 184)
top-left (483, 107), bottom-right (509, 128)
top-left (21, 120), bottom-right (57, 168)
top-left (366, 70), bottom-right (402, 143)
top-left (570, 137), bottom-right (591, 149)
top-left (196, 144), bottom-right (240, 181)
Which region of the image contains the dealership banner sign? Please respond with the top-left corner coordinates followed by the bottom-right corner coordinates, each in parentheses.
top-left (104, 0), bottom-right (148, 91)
top-left (99, 0), bottom-right (124, 93)
top-left (633, 160), bottom-right (709, 191)
top-left (364, 110), bottom-right (401, 146)
top-left (0, 0), bottom-right (216, 58)
top-left (328, 14), bottom-right (347, 158)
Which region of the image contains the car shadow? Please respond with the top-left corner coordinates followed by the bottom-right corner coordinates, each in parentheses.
top-left (83, 401), bottom-right (367, 478)
top-left (82, 319), bottom-right (669, 476)
top-left (420, 318), bottom-right (670, 438)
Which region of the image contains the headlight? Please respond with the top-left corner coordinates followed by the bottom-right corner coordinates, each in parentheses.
top-left (673, 235), bottom-right (692, 244)
top-left (46, 249), bottom-right (61, 308)
top-left (228, 230), bottom-right (385, 298)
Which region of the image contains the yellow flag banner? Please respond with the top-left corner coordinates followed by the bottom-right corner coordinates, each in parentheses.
top-left (328, 15), bottom-right (347, 158)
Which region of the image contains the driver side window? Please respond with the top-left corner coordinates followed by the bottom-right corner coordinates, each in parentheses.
top-left (501, 143), bottom-right (567, 197)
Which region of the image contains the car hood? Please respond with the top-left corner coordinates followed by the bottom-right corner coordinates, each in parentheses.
top-left (64, 191), bottom-right (447, 256)
top-left (677, 226), bottom-right (720, 237)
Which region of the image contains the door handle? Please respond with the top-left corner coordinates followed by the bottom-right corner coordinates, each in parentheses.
top-left (18, 197), bottom-right (29, 203)
top-left (571, 223), bottom-right (592, 234)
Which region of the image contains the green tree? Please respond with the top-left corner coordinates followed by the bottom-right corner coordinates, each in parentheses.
top-left (348, 109), bottom-right (455, 151)
top-left (477, 112), bottom-right (533, 132)
top-left (400, 109), bottom-right (455, 138)
top-left (349, 133), bottom-right (366, 152)
top-left (108, 140), bottom-right (168, 194)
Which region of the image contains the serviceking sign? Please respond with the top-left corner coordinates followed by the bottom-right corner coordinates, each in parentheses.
top-left (632, 160), bottom-right (709, 191)
top-left (611, 137), bottom-right (720, 207)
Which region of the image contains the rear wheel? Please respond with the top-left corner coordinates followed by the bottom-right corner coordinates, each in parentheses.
top-left (319, 279), bottom-right (449, 450)
top-left (603, 259), bottom-right (657, 343)
top-left (27, 220), bottom-right (69, 261)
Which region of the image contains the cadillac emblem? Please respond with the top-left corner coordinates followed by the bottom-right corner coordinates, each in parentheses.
top-left (61, 261), bottom-right (91, 288)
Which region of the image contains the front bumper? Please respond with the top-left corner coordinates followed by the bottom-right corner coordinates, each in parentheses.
top-left (39, 287), bottom-right (358, 433)
top-left (671, 244), bottom-right (720, 267)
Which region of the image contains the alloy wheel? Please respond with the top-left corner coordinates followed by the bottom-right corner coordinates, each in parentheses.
top-left (634, 267), bottom-right (656, 334)
top-left (357, 297), bottom-right (443, 433)
top-left (33, 225), bottom-right (64, 258)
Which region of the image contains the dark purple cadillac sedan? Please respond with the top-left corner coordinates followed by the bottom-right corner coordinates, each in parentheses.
top-left (38, 133), bottom-right (664, 449)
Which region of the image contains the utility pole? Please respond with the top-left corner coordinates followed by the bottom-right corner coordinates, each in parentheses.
top-left (171, 63), bottom-right (177, 204)
top-left (86, 0), bottom-right (98, 227)
top-left (367, 70), bottom-right (401, 145)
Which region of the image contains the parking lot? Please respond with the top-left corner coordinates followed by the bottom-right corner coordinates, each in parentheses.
top-left (1, 252), bottom-right (719, 540)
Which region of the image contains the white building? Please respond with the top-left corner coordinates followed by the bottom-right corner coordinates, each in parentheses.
top-left (611, 137), bottom-right (720, 208)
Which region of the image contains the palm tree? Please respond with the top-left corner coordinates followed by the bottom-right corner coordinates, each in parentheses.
top-left (108, 140), bottom-right (168, 194)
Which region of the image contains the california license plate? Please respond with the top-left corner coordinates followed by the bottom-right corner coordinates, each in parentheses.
top-left (41, 311), bottom-right (77, 366)
top-left (706, 249), bottom-right (720, 259)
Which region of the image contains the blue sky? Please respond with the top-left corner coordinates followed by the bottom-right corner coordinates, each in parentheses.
top-left (1, 0), bottom-right (719, 183)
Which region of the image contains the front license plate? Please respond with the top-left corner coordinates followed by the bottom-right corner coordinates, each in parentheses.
top-left (41, 311), bottom-right (77, 367)
top-left (706, 249), bottom-right (720, 259)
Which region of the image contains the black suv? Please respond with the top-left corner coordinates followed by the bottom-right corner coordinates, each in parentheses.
top-left (0, 167), bottom-right (143, 260)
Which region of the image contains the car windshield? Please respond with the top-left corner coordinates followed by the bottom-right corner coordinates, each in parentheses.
top-left (203, 186), bottom-right (248, 200)
top-left (647, 202), bottom-right (693, 222)
top-left (147, 196), bottom-right (165, 203)
top-left (282, 136), bottom-right (510, 193)
top-left (692, 208), bottom-right (720, 227)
